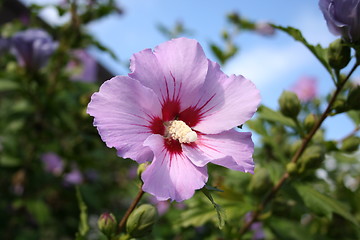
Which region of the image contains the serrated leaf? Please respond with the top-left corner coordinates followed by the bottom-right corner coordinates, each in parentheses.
top-left (295, 184), bottom-right (359, 226)
top-left (273, 25), bottom-right (334, 80)
top-left (201, 188), bottom-right (226, 229)
top-left (75, 187), bottom-right (89, 240)
top-left (258, 105), bottom-right (296, 128)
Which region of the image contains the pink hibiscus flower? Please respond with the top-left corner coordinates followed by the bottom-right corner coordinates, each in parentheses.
top-left (87, 38), bottom-right (260, 202)
top-left (290, 76), bottom-right (317, 102)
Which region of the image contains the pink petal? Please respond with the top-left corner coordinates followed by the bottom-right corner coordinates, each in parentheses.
top-left (87, 76), bottom-right (162, 163)
top-left (129, 38), bottom-right (208, 108)
top-left (142, 134), bottom-right (208, 202)
top-left (190, 61), bottom-right (261, 134)
top-left (183, 130), bottom-right (255, 173)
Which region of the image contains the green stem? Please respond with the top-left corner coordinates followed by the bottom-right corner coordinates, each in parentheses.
top-left (118, 185), bottom-right (145, 233)
top-left (239, 62), bottom-right (359, 238)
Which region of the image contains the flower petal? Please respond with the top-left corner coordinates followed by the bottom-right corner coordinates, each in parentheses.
top-left (191, 61), bottom-right (261, 134)
top-left (142, 134), bottom-right (208, 202)
top-left (129, 38), bottom-right (208, 108)
top-left (183, 129), bottom-right (254, 173)
top-left (87, 76), bottom-right (162, 163)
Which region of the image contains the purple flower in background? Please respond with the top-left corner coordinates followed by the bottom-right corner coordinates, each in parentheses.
top-left (290, 76), bottom-right (317, 102)
top-left (64, 167), bottom-right (83, 186)
top-left (11, 29), bottom-right (58, 70)
top-left (319, 0), bottom-right (360, 42)
top-left (88, 38), bottom-right (260, 202)
top-left (245, 212), bottom-right (265, 240)
top-left (149, 196), bottom-right (170, 216)
top-left (41, 152), bottom-right (64, 176)
top-left (68, 49), bottom-right (98, 82)
top-left (0, 37), bottom-right (10, 55)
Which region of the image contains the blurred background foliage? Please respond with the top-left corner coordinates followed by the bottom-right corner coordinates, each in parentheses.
top-left (0, 0), bottom-right (359, 240)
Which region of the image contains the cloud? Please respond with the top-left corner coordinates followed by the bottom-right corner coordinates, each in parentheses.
top-left (223, 43), bottom-right (313, 87)
top-left (38, 6), bottom-right (70, 26)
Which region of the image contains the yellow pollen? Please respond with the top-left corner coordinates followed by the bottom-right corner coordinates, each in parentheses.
top-left (165, 120), bottom-right (197, 143)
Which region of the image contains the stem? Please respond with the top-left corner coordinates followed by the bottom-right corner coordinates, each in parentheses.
top-left (239, 63), bottom-right (358, 237)
top-left (118, 186), bottom-right (145, 233)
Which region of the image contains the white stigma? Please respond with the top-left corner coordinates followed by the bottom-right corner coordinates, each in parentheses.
top-left (165, 120), bottom-right (197, 143)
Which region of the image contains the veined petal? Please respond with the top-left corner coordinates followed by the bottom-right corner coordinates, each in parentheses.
top-left (183, 130), bottom-right (254, 173)
top-left (189, 61), bottom-right (261, 134)
top-left (129, 38), bottom-right (209, 108)
top-left (142, 134), bottom-right (208, 202)
top-left (87, 76), bottom-right (162, 163)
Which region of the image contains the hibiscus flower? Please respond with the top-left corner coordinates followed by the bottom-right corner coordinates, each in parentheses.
top-left (87, 38), bottom-right (260, 202)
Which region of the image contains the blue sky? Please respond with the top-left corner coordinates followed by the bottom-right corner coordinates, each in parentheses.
top-left (23, 0), bottom-right (359, 140)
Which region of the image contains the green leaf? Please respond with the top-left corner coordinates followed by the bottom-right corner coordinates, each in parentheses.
top-left (268, 217), bottom-right (317, 240)
top-left (329, 151), bottom-right (358, 164)
top-left (205, 184), bottom-right (224, 192)
top-left (258, 105), bottom-right (296, 128)
top-left (210, 44), bottom-right (226, 65)
top-left (0, 155), bottom-right (21, 167)
top-left (75, 187), bottom-right (89, 240)
top-left (201, 188), bottom-right (226, 229)
top-left (272, 25), bottom-right (334, 80)
top-left (347, 110), bottom-right (360, 125)
top-left (0, 79), bottom-right (18, 92)
top-left (295, 184), bottom-right (359, 226)
top-left (26, 200), bottom-right (51, 227)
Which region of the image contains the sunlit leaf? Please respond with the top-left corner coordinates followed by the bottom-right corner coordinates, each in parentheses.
top-left (258, 105), bottom-right (296, 128)
top-left (295, 184), bottom-right (359, 226)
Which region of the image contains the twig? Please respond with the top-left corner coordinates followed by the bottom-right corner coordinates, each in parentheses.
top-left (239, 63), bottom-right (359, 237)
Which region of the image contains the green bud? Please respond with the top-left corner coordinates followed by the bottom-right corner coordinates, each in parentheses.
top-left (347, 86), bottom-right (360, 110)
top-left (98, 212), bottom-right (117, 238)
top-left (278, 91), bottom-right (301, 119)
top-left (299, 145), bottom-right (325, 172)
top-left (126, 204), bottom-right (157, 238)
top-left (248, 167), bottom-right (270, 195)
top-left (137, 163), bottom-right (148, 179)
top-left (304, 114), bottom-right (316, 132)
top-left (341, 136), bottom-right (360, 152)
top-left (328, 39), bottom-right (351, 70)
top-left (286, 162), bottom-right (298, 176)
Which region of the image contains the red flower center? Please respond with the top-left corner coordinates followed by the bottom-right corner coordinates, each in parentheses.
top-left (149, 98), bottom-right (202, 155)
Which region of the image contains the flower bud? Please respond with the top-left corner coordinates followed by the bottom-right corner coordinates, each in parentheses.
top-left (328, 39), bottom-right (351, 70)
top-left (98, 212), bottom-right (117, 238)
top-left (298, 145), bottom-right (325, 172)
top-left (278, 91), bottom-right (301, 119)
top-left (304, 114), bottom-right (316, 133)
top-left (286, 162), bottom-right (298, 176)
top-left (126, 204), bottom-right (157, 238)
top-left (137, 163), bottom-right (148, 178)
top-left (341, 136), bottom-right (360, 152)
